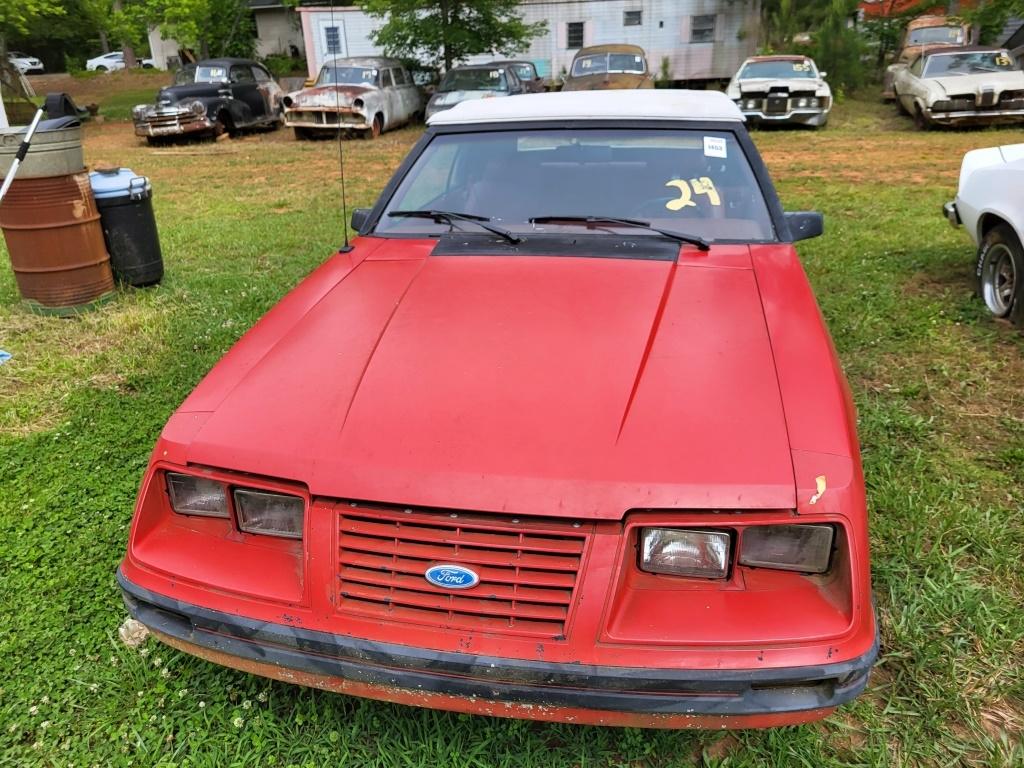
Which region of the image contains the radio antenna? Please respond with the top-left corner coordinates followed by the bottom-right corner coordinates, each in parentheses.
top-left (329, 2), bottom-right (353, 252)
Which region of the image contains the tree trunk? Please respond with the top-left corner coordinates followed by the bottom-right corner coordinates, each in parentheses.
top-left (112, 1), bottom-right (137, 67)
top-left (440, 0), bottom-right (452, 70)
top-left (99, 30), bottom-right (110, 54)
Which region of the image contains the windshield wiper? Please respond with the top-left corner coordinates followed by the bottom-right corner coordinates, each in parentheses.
top-left (389, 209), bottom-right (521, 244)
top-left (529, 215), bottom-right (710, 251)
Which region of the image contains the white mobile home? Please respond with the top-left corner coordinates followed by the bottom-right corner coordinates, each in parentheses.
top-left (296, 1), bottom-right (760, 83)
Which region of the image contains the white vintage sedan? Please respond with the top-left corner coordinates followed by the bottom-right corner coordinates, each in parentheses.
top-left (944, 143), bottom-right (1024, 326)
top-left (283, 56), bottom-right (423, 140)
top-left (726, 55), bottom-right (831, 128)
top-left (894, 46), bottom-right (1024, 129)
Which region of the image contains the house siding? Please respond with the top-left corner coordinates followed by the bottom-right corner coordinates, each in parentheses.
top-left (297, 1), bottom-right (758, 81)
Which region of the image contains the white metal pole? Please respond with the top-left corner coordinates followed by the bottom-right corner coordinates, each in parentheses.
top-left (0, 107), bottom-right (44, 204)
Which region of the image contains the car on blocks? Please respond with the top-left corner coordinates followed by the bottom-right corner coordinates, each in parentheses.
top-left (118, 89), bottom-right (878, 729)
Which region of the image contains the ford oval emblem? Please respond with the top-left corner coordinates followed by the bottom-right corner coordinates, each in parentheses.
top-left (424, 564), bottom-right (480, 590)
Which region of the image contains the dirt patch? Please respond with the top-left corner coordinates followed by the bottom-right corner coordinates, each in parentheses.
top-left (27, 70), bottom-right (169, 104)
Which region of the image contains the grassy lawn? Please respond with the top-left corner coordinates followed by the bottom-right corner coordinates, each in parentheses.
top-left (1, 95), bottom-right (1022, 767)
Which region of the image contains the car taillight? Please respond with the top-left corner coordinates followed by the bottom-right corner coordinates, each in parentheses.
top-left (639, 528), bottom-right (730, 579)
top-left (739, 524), bottom-right (834, 574)
top-left (166, 473), bottom-right (228, 518)
top-left (233, 488), bottom-right (304, 539)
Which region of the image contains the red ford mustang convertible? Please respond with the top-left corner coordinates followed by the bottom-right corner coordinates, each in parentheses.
top-left (119, 90), bottom-right (877, 729)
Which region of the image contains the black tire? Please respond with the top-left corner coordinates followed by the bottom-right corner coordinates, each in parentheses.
top-left (96, 65), bottom-right (108, 72)
top-left (894, 91), bottom-right (909, 116)
top-left (912, 104), bottom-right (931, 131)
top-left (976, 223), bottom-right (1024, 327)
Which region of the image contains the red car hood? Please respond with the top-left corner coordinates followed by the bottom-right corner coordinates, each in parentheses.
top-left (181, 242), bottom-right (795, 518)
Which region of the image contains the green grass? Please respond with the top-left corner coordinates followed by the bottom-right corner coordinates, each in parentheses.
top-left (1, 97), bottom-right (1022, 767)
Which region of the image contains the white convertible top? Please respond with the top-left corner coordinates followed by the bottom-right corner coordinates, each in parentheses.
top-left (428, 89), bottom-right (744, 125)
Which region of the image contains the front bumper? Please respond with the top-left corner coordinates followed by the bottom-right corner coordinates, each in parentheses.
top-left (134, 113), bottom-right (215, 138)
top-left (119, 569), bottom-right (878, 728)
top-left (742, 108), bottom-right (829, 127)
top-left (943, 201), bottom-right (961, 227)
top-left (926, 108), bottom-right (1024, 127)
top-left (284, 108), bottom-right (370, 131)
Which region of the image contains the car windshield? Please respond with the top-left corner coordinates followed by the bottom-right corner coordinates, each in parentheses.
top-left (511, 64), bottom-right (535, 81)
top-left (175, 66), bottom-right (229, 85)
top-left (739, 60), bottom-right (818, 79)
top-left (375, 129), bottom-right (774, 242)
top-left (571, 53), bottom-right (646, 77)
top-left (439, 69), bottom-right (508, 92)
top-left (907, 26), bottom-right (965, 46)
top-left (317, 65), bottom-right (379, 87)
top-left (923, 51), bottom-right (1018, 77)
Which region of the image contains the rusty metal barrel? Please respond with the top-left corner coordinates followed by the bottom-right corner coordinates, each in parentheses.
top-left (0, 118), bottom-right (114, 314)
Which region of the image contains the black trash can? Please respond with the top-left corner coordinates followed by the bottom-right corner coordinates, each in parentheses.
top-left (88, 168), bottom-right (163, 287)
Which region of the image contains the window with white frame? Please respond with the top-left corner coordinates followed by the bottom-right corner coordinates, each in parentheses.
top-left (690, 14), bottom-right (716, 43)
top-left (324, 26), bottom-right (341, 55)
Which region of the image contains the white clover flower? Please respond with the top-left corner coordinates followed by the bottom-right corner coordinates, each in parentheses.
top-left (242, 699), bottom-right (252, 709)
top-left (256, 691), bottom-right (268, 703)
top-left (28, 705), bottom-right (39, 716)
top-left (161, 668), bottom-right (170, 679)
top-left (178, 689), bottom-right (188, 698)
top-left (153, 657), bottom-right (162, 668)
top-left (232, 716), bottom-right (244, 728)
top-left (198, 701), bottom-right (206, 709)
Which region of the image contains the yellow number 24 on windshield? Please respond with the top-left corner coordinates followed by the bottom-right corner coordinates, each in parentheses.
top-left (665, 177), bottom-right (721, 211)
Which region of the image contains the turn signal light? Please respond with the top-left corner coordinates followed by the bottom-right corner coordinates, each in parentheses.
top-left (739, 524), bottom-right (834, 574)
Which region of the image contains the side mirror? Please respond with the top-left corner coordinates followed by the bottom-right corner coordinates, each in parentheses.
top-left (820, 71), bottom-right (828, 78)
top-left (784, 211), bottom-right (824, 242)
top-left (351, 208), bottom-right (371, 233)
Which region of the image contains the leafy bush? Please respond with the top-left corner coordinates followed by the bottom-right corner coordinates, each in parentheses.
top-left (262, 54), bottom-right (306, 79)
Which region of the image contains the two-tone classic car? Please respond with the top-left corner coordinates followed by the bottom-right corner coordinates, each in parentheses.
top-left (882, 15), bottom-right (970, 100)
top-left (424, 63), bottom-right (526, 120)
top-left (133, 58), bottom-right (284, 143)
top-left (727, 55), bottom-right (832, 128)
top-left (944, 143), bottom-right (1024, 326)
top-left (283, 57), bottom-right (423, 140)
top-left (562, 44), bottom-right (654, 91)
top-left (892, 46), bottom-right (1024, 129)
top-left (118, 89), bottom-right (877, 730)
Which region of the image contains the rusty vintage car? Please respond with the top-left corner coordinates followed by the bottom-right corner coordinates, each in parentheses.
top-left (132, 59), bottom-right (284, 143)
top-left (283, 57), bottom-right (423, 140)
top-left (727, 55), bottom-right (832, 128)
top-left (883, 15), bottom-right (970, 100)
top-left (489, 60), bottom-right (546, 93)
top-left (562, 44), bottom-right (654, 91)
top-left (893, 46), bottom-right (1024, 129)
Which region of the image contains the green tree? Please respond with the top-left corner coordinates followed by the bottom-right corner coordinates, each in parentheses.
top-left (141, 0), bottom-right (255, 59)
top-left (361, 0), bottom-right (547, 70)
top-left (0, 0), bottom-right (63, 55)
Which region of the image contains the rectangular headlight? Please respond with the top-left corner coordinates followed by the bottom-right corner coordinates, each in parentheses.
top-left (739, 524), bottom-right (834, 574)
top-left (639, 528), bottom-right (730, 579)
top-left (166, 473), bottom-right (228, 518)
top-left (234, 488), bottom-right (304, 539)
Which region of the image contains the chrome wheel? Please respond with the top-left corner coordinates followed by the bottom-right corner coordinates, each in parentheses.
top-left (981, 243), bottom-right (1017, 317)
